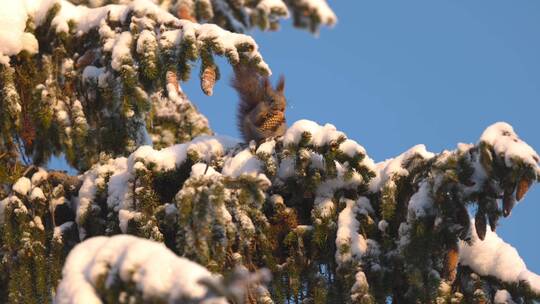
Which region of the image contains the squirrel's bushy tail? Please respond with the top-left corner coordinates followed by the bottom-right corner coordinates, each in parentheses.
top-left (231, 66), bottom-right (267, 135)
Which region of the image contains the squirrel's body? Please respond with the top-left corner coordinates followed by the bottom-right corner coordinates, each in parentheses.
top-left (232, 66), bottom-right (287, 143)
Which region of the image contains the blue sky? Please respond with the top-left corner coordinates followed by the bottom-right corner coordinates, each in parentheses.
top-left (51, 1), bottom-right (540, 271)
top-left (185, 1), bottom-right (540, 271)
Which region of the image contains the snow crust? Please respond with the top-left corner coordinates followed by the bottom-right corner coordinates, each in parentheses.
top-left (128, 135), bottom-right (238, 172)
top-left (222, 149), bottom-right (269, 184)
top-left (109, 31), bottom-right (132, 70)
top-left (31, 168), bottom-right (49, 185)
top-left (480, 122), bottom-right (539, 171)
top-left (314, 196), bottom-right (334, 217)
top-left (56, 235), bottom-right (226, 304)
top-left (460, 220), bottom-right (540, 294)
top-left (339, 139), bottom-right (366, 157)
top-left (407, 181), bottom-right (433, 219)
top-left (369, 144), bottom-right (434, 192)
top-left (32, 215), bottom-right (45, 230)
top-left (257, 0), bottom-right (289, 16)
top-left (29, 187), bottom-right (46, 201)
top-left (0, 0), bottom-right (39, 64)
top-left (317, 162), bottom-right (366, 197)
top-left (283, 119), bottom-right (345, 147)
top-left (12, 177), bottom-right (32, 196)
top-left (256, 140), bottom-right (276, 155)
top-left (335, 197), bottom-right (371, 265)
top-left (136, 29), bottom-right (155, 54)
top-left (494, 289), bottom-right (515, 304)
top-left (186, 135), bottom-right (240, 162)
top-left (0, 196), bottom-right (26, 225)
top-left (297, 0), bottom-right (337, 25)
top-left (191, 162), bottom-right (220, 178)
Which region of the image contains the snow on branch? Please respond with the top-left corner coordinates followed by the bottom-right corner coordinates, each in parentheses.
top-left (344, 121), bottom-right (540, 302)
top-left (460, 221), bottom-right (540, 296)
top-left (0, 0), bottom-right (274, 171)
top-left (76, 135), bottom-right (240, 239)
top-left (285, 0), bottom-right (337, 33)
top-left (1, 119), bottom-right (539, 302)
top-left (480, 122), bottom-right (540, 176)
top-left (76, 119), bottom-right (368, 235)
top-left (0, 0), bottom-right (270, 73)
top-left (68, 0), bottom-right (336, 33)
top-left (0, 1), bottom-right (39, 65)
top-left (55, 234), bottom-right (268, 303)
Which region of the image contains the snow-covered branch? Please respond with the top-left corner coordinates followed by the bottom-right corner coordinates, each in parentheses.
top-left (0, 0), bottom-right (274, 171)
top-left (1, 120), bottom-right (538, 302)
top-left (1, 0), bottom-right (270, 71)
top-left (56, 234), bottom-right (271, 304)
top-left (460, 221), bottom-right (540, 300)
top-left (66, 0), bottom-right (336, 33)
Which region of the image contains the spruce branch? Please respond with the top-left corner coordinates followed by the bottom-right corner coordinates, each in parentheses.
top-left (1, 120), bottom-right (534, 303)
top-left (0, 0), bottom-right (271, 171)
top-left (67, 0), bottom-right (336, 33)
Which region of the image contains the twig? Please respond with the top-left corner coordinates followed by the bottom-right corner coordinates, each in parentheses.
top-left (22, 165), bottom-right (36, 177)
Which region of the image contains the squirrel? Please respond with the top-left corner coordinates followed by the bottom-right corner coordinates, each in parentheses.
top-left (231, 66), bottom-right (287, 143)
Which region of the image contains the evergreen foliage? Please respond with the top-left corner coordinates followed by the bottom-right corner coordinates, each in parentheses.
top-left (69, 0), bottom-right (336, 33)
top-left (0, 0), bottom-right (269, 171)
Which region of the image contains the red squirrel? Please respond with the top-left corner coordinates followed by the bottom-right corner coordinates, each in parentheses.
top-left (231, 66), bottom-right (287, 143)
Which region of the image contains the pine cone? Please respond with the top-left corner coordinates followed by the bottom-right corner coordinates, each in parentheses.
top-left (244, 286), bottom-right (258, 304)
top-left (177, 4), bottom-right (197, 22)
top-left (444, 245), bottom-right (459, 283)
top-left (201, 66), bottom-right (216, 96)
top-left (260, 111), bottom-right (285, 131)
top-left (516, 178), bottom-right (532, 201)
top-left (502, 190), bottom-right (516, 217)
top-left (166, 70), bottom-right (180, 94)
top-left (456, 202), bottom-right (471, 241)
top-left (475, 211), bottom-right (487, 241)
top-left (21, 117), bottom-right (36, 147)
top-left (487, 211), bottom-right (499, 232)
top-left (76, 49), bottom-right (97, 69)
top-left (484, 198), bottom-right (500, 232)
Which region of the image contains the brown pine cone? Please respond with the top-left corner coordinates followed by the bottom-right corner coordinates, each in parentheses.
top-left (516, 178), bottom-right (532, 201)
top-left (475, 211), bottom-right (487, 240)
top-left (444, 245), bottom-right (459, 283)
top-left (76, 49), bottom-right (97, 69)
top-left (177, 4), bottom-right (196, 22)
top-left (166, 70), bottom-right (179, 94)
top-left (201, 66), bottom-right (216, 96)
top-left (502, 190), bottom-right (516, 217)
top-left (260, 111), bottom-right (285, 131)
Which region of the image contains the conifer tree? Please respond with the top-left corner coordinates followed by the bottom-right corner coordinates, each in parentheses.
top-left (1, 1), bottom-right (539, 303)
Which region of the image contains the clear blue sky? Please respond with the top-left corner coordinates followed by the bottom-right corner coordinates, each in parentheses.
top-left (52, 1), bottom-right (540, 271)
top-left (185, 1), bottom-right (540, 271)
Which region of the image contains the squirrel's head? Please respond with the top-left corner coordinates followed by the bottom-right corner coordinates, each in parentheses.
top-left (264, 75), bottom-right (286, 112)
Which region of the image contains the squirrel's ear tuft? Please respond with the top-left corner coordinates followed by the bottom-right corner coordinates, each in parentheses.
top-left (276, 75), bottom-right (285, 93)
top-left (264, 77), bottom-right (272, 91)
